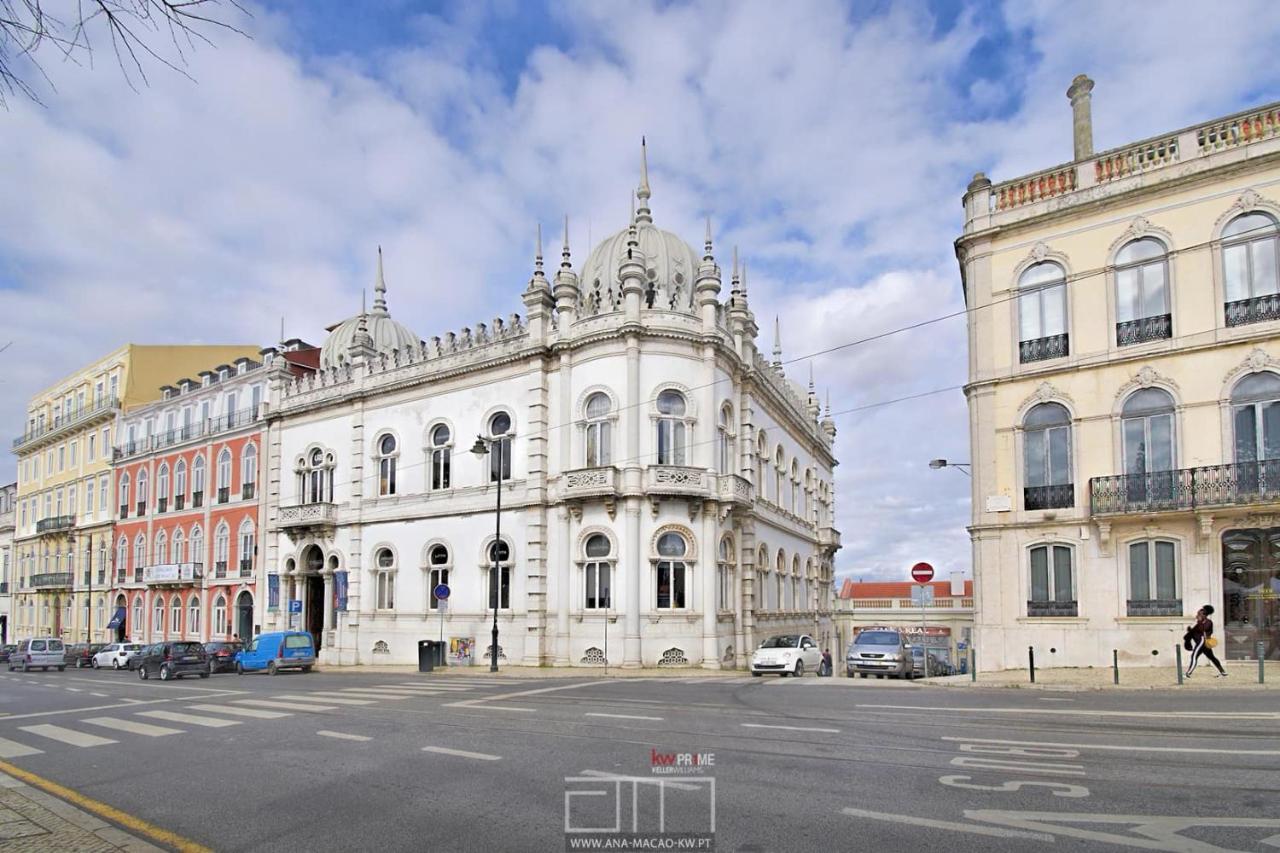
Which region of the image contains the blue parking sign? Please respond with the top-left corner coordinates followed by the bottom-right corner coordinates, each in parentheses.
top-left (288, 599), bottom-right (302, 614)
top-left (434, 583), bottom-right (451, 601)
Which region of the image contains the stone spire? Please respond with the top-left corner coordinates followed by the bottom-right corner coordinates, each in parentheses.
top-left (820, 388), bottom-right (836, 440)
top-left (523, 222), bottom-right (555, 340)
top-left (553, 215), bottom-right (580, 325)
top-left (372, 246), bottom-right (389, 317)
top-left (526, 222), bottom-right (550, 295)
top-left (349, 290), bottom-right (376, 362)
top-left (695, 216), bottom-right (721, 330)
top-left (807, 362), bottom-right (821, 420)
top-left (620, 195), bottom-right (647, 320)
top-left (636, 136), bottom-right (653, 225)
top-left (772, 316), bottom-right (783, 369)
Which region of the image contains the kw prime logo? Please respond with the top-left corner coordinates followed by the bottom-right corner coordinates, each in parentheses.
top-left (563, 751), bottom-right (716, 851)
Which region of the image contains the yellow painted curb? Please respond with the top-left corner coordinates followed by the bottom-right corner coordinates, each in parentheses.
top-left (0, 758), bottom-right (212, 852)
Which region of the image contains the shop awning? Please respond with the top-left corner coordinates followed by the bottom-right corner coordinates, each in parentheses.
top-left (105, 607), bottom-right (126, 630)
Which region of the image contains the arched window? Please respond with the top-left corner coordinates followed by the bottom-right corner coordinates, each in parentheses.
top-left (774, 447), bottom-right (785, 507)
top-left (116, 537), bottom-right (128, 582)
top-left (1028, 544), bottom-right (1076, 616)
top-left (302, 447), bottom-right (334, 504)
top-left (583, 534), bottom-right (612, 609)
top-left (584, 393), bottom-right (613, 467)
top-left (1223, 212), bottom-right (1280, 326)
top-left (1115, 238), bottom-right (1171, 344)
top-left (803, 470), bottom-right (812, 521)
top-left (488, 413), bottom-right (513, 482)
top-left (791, 555), bottom-right (802, 613)
top-left (241, 445), bottom-right (257, 499)
top-left (216, 448), bottom-right (232, 502)
top-left (756, 431), bottom-right (768, 499)
top-left (188, 596), bottom-right (201, 637)
top-left (238, 520), bottom-right (255, 576)
top-left (655, 532), bottom-right (688, 609)
top-left (118, 473), bottom-right (130, 516)
top-left (214, 523), bottom-right (229, 576)
top-left (171, 596), bottom-right (182, 637)
top-left (376, 434), bottom-right (398, 496)
top-left (133, 535), bottom-right (146, 577)
top-left (776, 550), bottom-right (787, 610)
top-left (213, 594), bottom-right (226, 637)
top-left (174, 459), bottom-right (187, 508)
top-left (429, 425), bottom-right (452, 490)
top-left (757, 545), bottom-right (771, 610)
top-left (96, 596), bottom-right (105, 630)
top-left (790, 460), bottom-right (799, 513)
top-left (157, 463), bottom-right (170, 511)
top-left (1122, 388), bottom-right (1176, 476)
top-left (655, 390), bottom-right (688, 465)
top-left (136, 469), bottom-right (149, 514)
top-left (1127, 538), bottom-right (1179, 614)
top-left (190, 525), bottom-right (204, 568)
top-left (1023, 402), bottom-right (1073, 510)
top-left (193, 455), bottom-right (206, 506)
top-left (374, 547), bottom-right (396, 610)
top-left (132, 597), bottom-right (142, 639)
top-left (1232, 372), bottom-right (1280, 464)
top-left (486, 539), bottom-right (512, 609)
top-left (154, 530), bottom-right (168, 565)
top-left (172, 528), bottom-right (185, 564)
top-left (718, 405), bottom-right (735, 474)
top-left (1018, 262), bottom-right (1068, 362)
top-left (427, 544), bottom-right (450, 610)
top-left (717, 537), bottom-right (733, 612)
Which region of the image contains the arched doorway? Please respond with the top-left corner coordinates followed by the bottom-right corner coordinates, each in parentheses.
top-left (236, 590), bottom-right (254, 642)
top-left (112, 594), bottom-right (127, 643)
top-left (301, 545), bottom-right (325, 652)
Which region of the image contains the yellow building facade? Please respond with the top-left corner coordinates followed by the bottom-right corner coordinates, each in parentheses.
top-left (11, 344), bottom-right (259, 644)
top-left (957, 76), bottom-right (1280, 670)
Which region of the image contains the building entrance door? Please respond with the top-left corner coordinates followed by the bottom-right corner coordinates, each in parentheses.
top-left (1221, 529), bottom-right (1280, 660)
top-left (236, 591), bottom-right (253, 642)
top-left (305, 574), bottom-right (323, 653)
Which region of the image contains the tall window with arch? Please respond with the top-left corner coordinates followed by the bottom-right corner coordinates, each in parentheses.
top-left (133, 535), bottom-right (146, 579)
top-left (1231, 371), bottom-right (1280, 495)
top-left (790, 460), bottom-right (799, 513)
top-left (374, 548), bottom-right (396, 610)
top-left (584, 393), bottom-right (613, 467)
top-left (154, 531), bottom-right (168, 565)
top-left (655, 390), bottom-right (688, 465)
top-left (174, 459), bottom-right (187, 508)
top-left (429, 425), bottom-right (452, 490)
top-left (192, 455), bottom-right (206, 506)
top-left (583, 534), bottom-right (612, 610)
top-left (427, 545), bottom-right (450, 610)
top-left (136, 469), bottom-right (149, 515)
top-left (214, 523), bottom-right (229, 577)
top-left (487, 540), bottom-right (511, 609)
top-left (654, 532), bottom-right (688, 609)
top-left (803, 470), bottom-right (812, 521)
top-left (791, 555), bottom-right (801, 612)
top-left (156, 464), bottom-right (169, 512)
top-left (756, 432), bottom-right (768, 500)
top-left (376, 434), bottom-right (398, 496)
top-left (1127, 538), bottom-right (1179, 616)
top-left (154, 597), bottom-right (165, 639)
top-left (171, 596), bottom-right (182, 637)
top-left (190, 526), bottom-right (204, 568)
top-left (718, 404), bottom-right (735, 474)
top-left (1121, 388), bottom-right (1176, 505)
top-left (717, 537), bottom-right (733, 612)
top-left (488, 413), bottom-right (513, 482)
top-left (213, 594), bottom-right (226, 637)
top-left (188, 597), bottom-right (200, 637)
top-left (757, 545), bottom-right (771, 610)
top-left (774, 447), bottom-right (785, 507)
top-left (216, 448), bottom-right (232, 502)
top-left (172, 528), bottom-right (185, 564)
top-left (1028, 543), bottom-right (1076, 617)
top-left (301, 448), bottom-right (333, 503)
top-left (116, 537), bottom-right (128, 582)
top-left (238, 520), bottom-right (255, 575)
top-left (1223, 212), bottom-right (1280, 326)
top-left (1018, 261), bottom-right (1069, 363)
top-left (777, 551), bottom-right (788, 610)
top-left (1115, 238), bottom-right (1171, 345)
top-left (1023, 402), bottom-right (1073, 510)
top-left (241, 445), bottom-right (257, 499)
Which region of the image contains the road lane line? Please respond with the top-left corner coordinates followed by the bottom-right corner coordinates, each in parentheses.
top-left (137, 710), bottom-right (240, 728)
top-left (232, 699), bottom-right (338, 712)
top-left (187, 704), bottom-right (291, 719)
top-left (585, 713), bottom-right (665, 721)
top-left (742, 723), bottom-right (840, 733)
top-left (422, 746), bottom-right (502, 761)
top-left (841, 807), bottom-right (1053, 841)
top-left (89, 693), bottom-right (108, 698)
top-left (336, 689), bottom-right (418, 698)
top-left (857, 704), bottom-right (1280, 719)
top-left (371, 685), bottom-right (473, 692)
top-left (19, 724), bottom-right (117, 748)
top-left (82, 717), bottom-right (183, 737)
top-left (452, 704), bottom-right (535, 713)
top-left (445, 680), bottom-right (609, 709)
top-left (0, 737), bottom-right (42, 758)
top-left (65, 687), bottom-right (83, 692)
top-left (273, 694), bottom-right (375, 706)
top-left (941, 736), bottom-right (1280, 756)
top-left (576, 770), bottom-right (703, 792)
top-left (317, 730), bottom-right (373, 742)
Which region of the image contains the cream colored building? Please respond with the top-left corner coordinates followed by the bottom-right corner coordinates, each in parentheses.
top-left (957, 76), bottom-right (1280, 670)
top-left (11, 344), bottom-right (259, 643)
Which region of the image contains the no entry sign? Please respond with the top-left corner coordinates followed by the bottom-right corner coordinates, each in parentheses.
top-left (910, 562), bottom-right (935, 583)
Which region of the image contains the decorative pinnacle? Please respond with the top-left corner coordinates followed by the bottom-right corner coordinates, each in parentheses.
top-left (535, 222), bottom-right (545, 276)
top-left (372, 246), bottom-right (388, 315)
top-left (636, 137), bottom-right (653, 225)
top-left (824, 388), bottom-right (831, 418)
top-left (773, 316), bottom-right (783, 363)
top-left (808, 361), bottom-right (815, 391)
top-left (731, 246), bottom-right (740, 292)
top-left (703, 217), bottom-right (714, 261)
top-left (560, 215), bottom-right (572, 271)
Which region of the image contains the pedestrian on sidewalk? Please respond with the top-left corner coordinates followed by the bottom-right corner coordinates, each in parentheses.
top-left (820, 648), bottom-right (833, 677)
top-left (1185, 604), bottom-right (1228, 679)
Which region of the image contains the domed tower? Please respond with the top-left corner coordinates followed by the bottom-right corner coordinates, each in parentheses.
top-left (319, 248), bottom-right (421, 369)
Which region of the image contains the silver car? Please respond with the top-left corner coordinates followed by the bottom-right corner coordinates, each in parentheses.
top-left (846, 630), bottom-right (913, 678)
top-left (92, 642), bottom-right (146, 670)
top-left (8, 638), bottom-right (67, 672)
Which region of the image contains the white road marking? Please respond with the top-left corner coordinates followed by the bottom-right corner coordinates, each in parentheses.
top-left (453, 704), bottom-right (535, 713)
top-left (0, 736), bottom-right (43, 758)
top-left (841, 807), bottom-right (1053, 841)
top-left (19, 724), bottom-right (117, 748)
top-left (274, 694), bottom-right (375, 706)
top-left (233, 699), bottom-right (338, 712)
top-left (137, 710), bottom-right (239, 728)
top-left (966, 808), bottom-right (1280, 849)
top-left (317, 730), bottom-right (372, 742)
top-left (584, 713), bottom-right (665, 721)
top-left (577, 769), bottom-right (703, 792)
top-left (187, 704), bottom-right (290, 719)
top-left (334, 690), bottom-right (416, 699)
top-left (858, 704), bottom-right (1280, 720)
top-left (64, 687), bottom-right (83, 693)
top-left (90, 693), bottom-right (108, 698)
top-left (941, 736), bottom-right (1280, 756)
top-left (445, 680), bottom-right (608, 709)
top-left (82, 717), bottom-right (183, 737)
top-left (950, 756), bottom-right (1086, 777)
top-left (422, 746), bottom-right (502, 761)
top-left (370, 685), bottom-right (473, 692)
top-left (742, 723), bottom-right (840, 733)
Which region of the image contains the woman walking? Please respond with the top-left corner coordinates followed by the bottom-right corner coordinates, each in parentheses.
top-left (1185, 604), bottom-right (1228, 679)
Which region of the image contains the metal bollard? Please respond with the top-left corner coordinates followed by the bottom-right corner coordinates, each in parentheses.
top-left (1113, 649), bottom-right (1119, 685)
top-left (1029, 646), bottom-right (1036, 683)
top-left (1176, 644), bottom-right (1183, 685)
top-left (970, 647), bottom-right (977, 683)
top-left (1260, 641), bottom-right (1267, 685)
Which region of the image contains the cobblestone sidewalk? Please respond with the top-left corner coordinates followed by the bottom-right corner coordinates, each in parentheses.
top-left (0, 772), bottom-right (163, 853)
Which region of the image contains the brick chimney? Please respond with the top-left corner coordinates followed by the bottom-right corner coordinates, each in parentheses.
top-left (1067, 74), bottom-right (1095, 161)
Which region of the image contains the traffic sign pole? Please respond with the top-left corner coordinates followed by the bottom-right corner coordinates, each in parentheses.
top-left (910, 563), bottom-right (934, 679)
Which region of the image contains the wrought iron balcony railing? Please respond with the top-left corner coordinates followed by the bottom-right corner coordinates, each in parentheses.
top-left (1024, 483), bottom-right (1074, 510)
top-left (29, 572), bottom-right (72, 589)
top-left (36, 515), bottom-right (76, 534)
top-left (278, 502), bottom-right (337, 529)
top-left (1127, 598), bottom-right (1183, 617)
top-left (239, 558), bottom-right (253, 577)
top-left (1116, 313), bottom-right (1172, 346)
top-left (1225, 293), bottom-right (1280, 327)
top-left (214, 560), bottom-right (228, 578)
top-left (174, 494), bottom-right (185, 511)
top-left (192, 491), bottom-right (204, 509)
top-left (242, 483), bottom-right (255, 500)
top-left (1027, 599), bottom-right (1078, 618)
top-left (217, 487), bottom-right (230, 504)
top-left (157, 497), bottom-right (168, 514)
top-left (13, 395), bottom-right (119, 450)
top-left (1019, 333), bottom-right (1069, 364)
top-left (1091, 461), bottom-right (1280, 515)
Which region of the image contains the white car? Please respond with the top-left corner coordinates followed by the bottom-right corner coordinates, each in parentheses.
top-left (751, 634), bottom-right (822, 677)
top-left (92, 643), bottom-right (145, 670)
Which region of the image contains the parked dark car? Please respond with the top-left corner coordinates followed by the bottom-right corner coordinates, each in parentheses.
top-left (205, 640), bottom-right (244, 674)
top-left (65, 643), bottom-right (107, 668)
top-left (0, 645), bottom-right (15, 664)
top-left (136, 641), bottom-right (210, 681)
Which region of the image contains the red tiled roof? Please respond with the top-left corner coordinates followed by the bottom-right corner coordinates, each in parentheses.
top-left (838, 578), bottom-right (972, 599)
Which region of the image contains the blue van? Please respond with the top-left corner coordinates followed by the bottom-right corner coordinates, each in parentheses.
top-left (235, 631), bottom-right (316, 675)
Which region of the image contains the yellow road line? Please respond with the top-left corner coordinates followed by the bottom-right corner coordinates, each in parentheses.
top-left (0, 758), bottom-right (211, 852)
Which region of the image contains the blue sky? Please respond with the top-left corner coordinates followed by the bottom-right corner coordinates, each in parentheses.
top-left (3, 0), bottom-right (1280, 581)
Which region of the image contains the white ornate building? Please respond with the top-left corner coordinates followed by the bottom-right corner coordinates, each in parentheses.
top-left (260, 149), bottom-right (840, 667)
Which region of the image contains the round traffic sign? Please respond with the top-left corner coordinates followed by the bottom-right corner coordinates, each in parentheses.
top-left (910, 562), bottom-right (935, 583)
top-left (433, 583), bottom-right (451, 601)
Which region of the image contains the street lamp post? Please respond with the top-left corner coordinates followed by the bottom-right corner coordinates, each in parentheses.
top-left (470, 434), bottom-right (508, 673)
top-left (928, 459), bottom-right (971, 476)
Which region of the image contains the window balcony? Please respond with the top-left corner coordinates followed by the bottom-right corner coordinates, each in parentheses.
top-left (1024, 483), bottom-right (1074, 510)
top-left (1027, 600), bottom-right (1078, 618)
top-left (561, 466), bottom-right (619, 500)
top-left (143, 562), bottom-right (203, 585)
top-left (174, 494), bottom-right (185, 511)
top-left (716, 474), bottom-right (753, 506)
top-left (214, 561), bottom-right (227, 579)
top-left (1225, 293), bottom-right (1280, 327)
top-left (135, 501), bottom-right (146, 517)
top-left (192, 491), bottom-right (204, 509)
top-left (1127, 598), bottom-right (1182, 617)
top-left (13, 394), bottom-right (119, 452)
top-left (119, 504), bottom-right (129, 519)
top-left (1019, 333), bottom-right (1069, 364)
top-left (133, 568), bottom-right (143, 583)
top-left (242, 483), bottom-right (255, 500)
top-left (97, 569), bottom-right (105, 585)
top-left (1091, 461), bottom-right (1280, 516)
top-left (30, 572), bottom-right (72, 590)
top-left (217, 487), bottom-right (230, 504)
top-left (644, 465), bottom-right (710, 498)
top-left (278, 502), bottom-right (337, 535)
top-left (817, 526), bottom-right (841, 549)
top-left (157, 497), bottom-right (167, 514)
top-left (1116, 313), bottom-right (1172, 346)
top-left (35, 514), bottom-right (76, 534)
top-left (239, 558), bottom-right (253, 577)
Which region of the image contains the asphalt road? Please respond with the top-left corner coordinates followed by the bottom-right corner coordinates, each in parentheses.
top-left (0, 666), bottom-right (1277, 853)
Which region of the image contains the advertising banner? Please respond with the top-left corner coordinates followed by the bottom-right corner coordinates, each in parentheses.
top-left (267, 574), bottom-right (280, 610)
top-left (334, 570), bottom-right (348, 612)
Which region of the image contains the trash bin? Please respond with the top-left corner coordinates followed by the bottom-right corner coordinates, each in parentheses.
top-left (432, 641), bottom-right (446, 668)
top-left (417, 640), bottom-right (435, 673)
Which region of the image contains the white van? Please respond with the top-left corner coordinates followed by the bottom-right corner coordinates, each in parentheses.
top-left (8, 638), bottom-right (67, 672)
